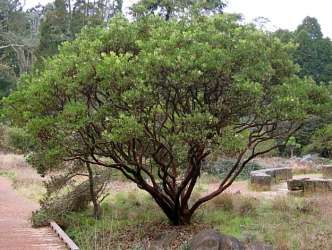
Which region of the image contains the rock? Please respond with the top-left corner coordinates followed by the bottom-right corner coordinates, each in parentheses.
top-left (322, 165), bottom-right (332, 179)
top-left (250, 173), bottom-right (272, 191)
top-left (302, 179), bottom-right (332, 193)
top-left (190, 229), bottom-right (245, 250)
top-left (245, 243), bottom-right (273, 250)
top-left (288, 190), bottom-right (304, 196)
top-left (287, 178), bottom-right (308, 191)
top-left (250, 167), bottom-right (292, 191)
top-left (245, 242), bottom-right (273, 250)
top-left (301, 154), bottom-right (319, 161)
top-left (148, 231), bottom-right (177, 250)
top-left (190, 229), bottom-right (272, 250)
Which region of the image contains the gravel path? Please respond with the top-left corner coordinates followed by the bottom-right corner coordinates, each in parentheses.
top-left (0, 176), bottom-right (67, 250)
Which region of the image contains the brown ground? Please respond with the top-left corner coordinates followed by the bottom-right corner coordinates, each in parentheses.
top-left (0, 176), bottom-right (66, 250)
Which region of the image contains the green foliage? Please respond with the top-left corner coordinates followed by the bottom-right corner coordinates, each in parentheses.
top-left (4, 14), bottom-right (330, 224)
top-left (5, 127), bottom-right (35, 153)
top-left (36, 0), bottom-right (70, 58)
top-left (294, 17), bottom-right (332, 84)
top-left (285, 136), bottom-right (301, 157)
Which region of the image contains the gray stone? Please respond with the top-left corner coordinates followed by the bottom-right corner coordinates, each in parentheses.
top-left (245, 242), bottom-right (273, 250)
top-left (190, 229), bottom-right (245, 250)
top-left (250, 167), bottom-right (292, 191)
top-left (250, 173), bottom-right (272, 191)
top-left (302, 179), bottom-right (332, 193)
top-left (148, 231), bottom-right (177, 250)
top-left (322, 165), bottom-right (332, 179)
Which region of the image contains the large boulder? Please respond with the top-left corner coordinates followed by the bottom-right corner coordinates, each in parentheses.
top-left (190, 229), bottom-right (244, 250)
top-left (245, 243), bottom-right (273, 250)
top-left (148, 231), bottom-right (177, 250)
top-left (250, 167), bottom-right (292, 191)
top-left (190, 229), bottom-right (272, 250)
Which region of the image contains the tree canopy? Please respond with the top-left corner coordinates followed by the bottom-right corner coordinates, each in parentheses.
top-left (4, 15), bottom-right (330, 225)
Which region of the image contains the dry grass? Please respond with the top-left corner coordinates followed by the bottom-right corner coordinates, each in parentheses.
top-left (0, 152), bottom-right (45, 202)
top-left (0, 152), bottom-right (29, 170)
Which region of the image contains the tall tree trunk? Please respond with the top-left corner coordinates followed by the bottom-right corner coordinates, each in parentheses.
top-left (86, 162), bottom-right (101, 219)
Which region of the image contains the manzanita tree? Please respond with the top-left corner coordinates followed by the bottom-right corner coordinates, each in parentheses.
top-left (4, 15), bottom-right (330, 225)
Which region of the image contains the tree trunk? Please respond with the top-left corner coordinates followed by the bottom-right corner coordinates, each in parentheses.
top-left (171, 210), bottom-right (192, 225)
top-left (150, 194), bottom-right (193, 225)
top-left (86, 162), bottom-right (101, 219)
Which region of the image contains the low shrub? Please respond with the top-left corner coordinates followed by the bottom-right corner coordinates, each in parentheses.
top-left (208, 193), bottom-right (234, 211)
top-left (233, 195), bottom-right (258, 216)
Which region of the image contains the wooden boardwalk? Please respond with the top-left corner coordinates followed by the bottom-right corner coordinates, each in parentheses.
top-left (0, 177), bottom-right (67, 250)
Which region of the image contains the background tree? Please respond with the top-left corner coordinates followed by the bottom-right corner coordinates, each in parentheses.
top-left (294, 17), bottom-right (332, 84)
top-left (285, 136), bottom-right (301, 157)
top-left (36, 0), bottom-right (68, 58)
top-left (130, 0), bottom-right (225, 20)
top-left (0, 0), bottom-right (35, 96)
top-left (36, 0), bottom-right (123, 59)
top-left (273, 17), bottom-right (332, 155)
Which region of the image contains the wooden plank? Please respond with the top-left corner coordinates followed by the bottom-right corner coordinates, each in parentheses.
top-left (50, 221), bottom-right (80, 250)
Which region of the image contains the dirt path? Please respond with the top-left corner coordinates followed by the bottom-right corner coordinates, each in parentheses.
top-left (0, 176), bottom-right (67, 250)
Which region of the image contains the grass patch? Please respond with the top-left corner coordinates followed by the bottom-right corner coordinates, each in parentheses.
top-left (0, 169), bottom-right (44, 202)
top-left (64, 190), bottom-right (167, 250)
top-left (202, 209), bottom-right (254, 237)
top-left (62, 191), bottom-right (332, 250)
top-left (0, 170), bottom-right (17, 181)
top-left (15, 182), bottom-right (45, 202)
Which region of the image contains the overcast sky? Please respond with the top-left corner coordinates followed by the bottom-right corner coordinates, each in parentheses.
top-left (24, 0), bottom-right (332, 39)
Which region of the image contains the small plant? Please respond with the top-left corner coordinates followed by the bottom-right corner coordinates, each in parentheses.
top-left (208, 193), bottom-right (234, 211)
top-left (271, 196), bottom-right (292, 212)
top-left (285, 136), bottom-right (301, 158)
top-left (179, 241), bottom-right (190, 250)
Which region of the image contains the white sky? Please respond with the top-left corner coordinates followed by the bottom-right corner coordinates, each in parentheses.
top-left (23, 0), bottom-right (332, 39)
